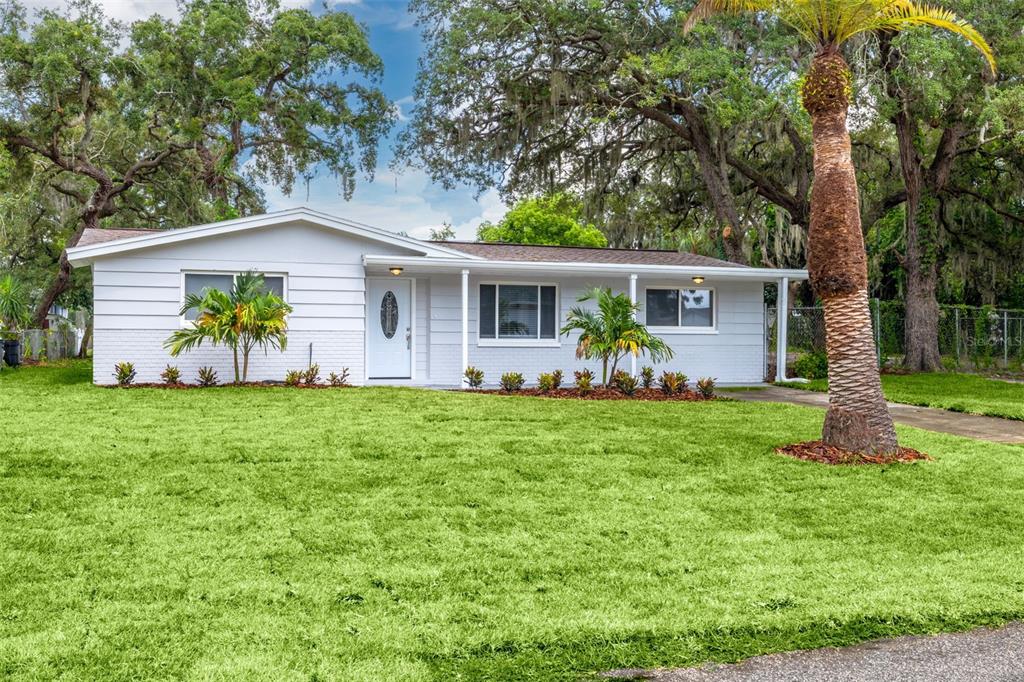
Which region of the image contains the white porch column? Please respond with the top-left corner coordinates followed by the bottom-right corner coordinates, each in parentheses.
top-left (775, 276), bottom-right (789, 383)
top-left (629, 273), bottom-right (638, 376)
top-left (461, 268), bottom-right (469, 386)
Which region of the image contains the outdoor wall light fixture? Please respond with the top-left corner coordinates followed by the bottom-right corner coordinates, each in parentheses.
top-left (692, 275), bottom-right (705, 285)
top-left (389, 267), bottom-right (404, 276)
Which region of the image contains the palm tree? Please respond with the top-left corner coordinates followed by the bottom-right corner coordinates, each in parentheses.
top-left (686, 0), bottom-right (994, 454)
top-left (165, 271), bottom-right (292, 383)
top-left (561, 287), bottom-right (674, 386)
top-left (0, 274), bottom-right (31, 336)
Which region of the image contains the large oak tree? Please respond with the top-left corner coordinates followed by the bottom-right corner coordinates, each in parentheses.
top-left (0, 0), bottom-right (394, 325)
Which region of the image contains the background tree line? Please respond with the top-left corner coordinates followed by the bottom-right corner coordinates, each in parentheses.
top-left (2, 0), bottom-right (1022, 374)
top-left (398, 0), bottom-right (1024, 371)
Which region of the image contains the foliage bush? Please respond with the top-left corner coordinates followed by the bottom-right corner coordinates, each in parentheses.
top-left (160, 365), bottom-right (182, 385)
top-left (550, 369), bottom-right (563, 390)
top-left (659, 371), bottom-right (687, 395)
top-left (284, 370), bottom-right (303, 387)
top-left (612, 370), bottom-right (639, 396)
top-left (499, 372), bottom-right (525, 392)
top-left (537, 372), bottom-right (558, 393)
top-left (574, 369), bottom-right (594, 395)
top-left (197, 366), bottom-right (218, 387)
top-left (640, 365), bottom-right (655, 389)
top-left (464, 366), bottom-right (484, 388)
top-left (794, 351), bottom-right (829, 380)
top-left (696, 377), bottom-right (716, 399)
top-left (328, 369), bottom-right (351, 387)
top-left (302, 364), bottom-right (321, 386)
top-left (113, 362), bottom-right (136, 387)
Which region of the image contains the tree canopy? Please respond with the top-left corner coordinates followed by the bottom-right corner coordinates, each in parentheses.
top-left (477, 193), bottom-right (608, 247)
top-left (0, 0), bottom-right (394, 323)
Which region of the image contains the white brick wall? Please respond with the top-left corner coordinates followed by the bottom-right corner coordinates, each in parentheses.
top-left (94, 329), bottom-right (363, 385)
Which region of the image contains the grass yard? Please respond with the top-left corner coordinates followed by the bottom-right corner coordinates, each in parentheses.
top-left (780, 372), bottom-right (1024, 420)
top-left (3, 362), bottom-right (1024, 681)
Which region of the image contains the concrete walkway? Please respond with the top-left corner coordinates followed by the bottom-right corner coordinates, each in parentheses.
top-left (729, 386), bottom-right (1024, 445)
top-left (604, 622), bottom-right (1024, 681)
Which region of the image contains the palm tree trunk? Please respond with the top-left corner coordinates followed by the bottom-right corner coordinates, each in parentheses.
top-left (803, 50), bottom-right (898, 455)
top-left (232, 346), bottom-right (240, 384)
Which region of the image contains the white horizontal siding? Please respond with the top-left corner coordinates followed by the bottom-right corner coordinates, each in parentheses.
top-left (85, 221), bottom-right (424, 384)
top-left (426, 275), bottom-right (765, 386)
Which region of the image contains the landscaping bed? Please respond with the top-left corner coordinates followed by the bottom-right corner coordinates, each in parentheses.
top-left (465, 387), bottom-right (715, 401)
top-left (777, 441), bottom-right (931, 465)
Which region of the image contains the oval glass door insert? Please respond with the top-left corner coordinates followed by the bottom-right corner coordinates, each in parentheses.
top-left (380, 291), bottom-right (399, 339)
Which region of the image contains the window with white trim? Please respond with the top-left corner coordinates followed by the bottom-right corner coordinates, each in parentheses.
top-left (645, 288), bottom-right (714, 328)
top-left (479, 283), bottom-right (557, 340)
top-left (182, 272), bottom-right (286, 321)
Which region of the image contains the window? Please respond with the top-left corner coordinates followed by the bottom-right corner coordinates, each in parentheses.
top-left (645, 288), bottom-right (715, 329)
top-left (182, 272), bottom-right (286, 321)
top-left (479, 283), bottom-right (558, 341)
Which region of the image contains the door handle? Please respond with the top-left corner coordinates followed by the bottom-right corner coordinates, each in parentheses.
top-left (406, 327), bottom-right (412, 349)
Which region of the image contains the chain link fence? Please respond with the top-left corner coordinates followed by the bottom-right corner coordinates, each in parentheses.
top-left (765, 302), bottom-right (1024, 378)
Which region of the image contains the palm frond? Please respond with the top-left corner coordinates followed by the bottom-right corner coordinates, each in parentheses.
top-left (683, 0), bottom-right (773, 33)
top-left (857, 0), bottom-right (995, 74)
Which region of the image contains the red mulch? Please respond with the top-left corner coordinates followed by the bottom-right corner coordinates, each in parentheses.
top-left (776, 440), bottom-right (931, 465)
top-left (463, 387), bottom-right (715, 401)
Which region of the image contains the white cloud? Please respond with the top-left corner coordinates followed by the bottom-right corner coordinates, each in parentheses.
top-left (261, 165), bottom-right (507, 241)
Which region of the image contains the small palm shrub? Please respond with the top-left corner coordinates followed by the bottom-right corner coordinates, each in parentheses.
top-left (499, 372), bottom-right (524, 392)
top-left (640, 365), bottom-right (655, 389)
top-left (197, 366), bottom-right (218, 387)
top-left (284, 370), bottom-right (303, 387)
top-left (550, 369), bottom-right (563, 390)
top-left (464, 366), bottom-right (484, 388)
top-left (537, 372), bottom-right (558, 393)
top-left (574, 369), bottom-right (594, 395)
top-left (659, 370), bottom-right (687, 395)
top-left (612, 370), bottom-right (639, 396)
top-left (302, 364), bottom-right (320, 386)
top-left (113, 362), bottom-right (136, 387)
top-left (328, 369), bottom-right (351, 387)
top-left (160, 365), bottom-right (182, 385)
top-left (696, 377), bottom-right (716, 398)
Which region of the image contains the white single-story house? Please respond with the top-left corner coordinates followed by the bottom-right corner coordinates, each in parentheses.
top-left (67, 207), bottom-right (807, 386)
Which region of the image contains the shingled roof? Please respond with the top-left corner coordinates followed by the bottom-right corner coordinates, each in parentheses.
top-left (77, 228), bottom-right (163, 247)
top-left (432, 241), bottom-right (744, 268)
top-left (76, 227), bottom-right (742, 269)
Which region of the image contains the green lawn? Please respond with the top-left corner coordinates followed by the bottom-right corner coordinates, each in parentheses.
top-left (3, 362), bottom-right (1024, 681)
top-left (780, 372), bottom-right (1024, 420)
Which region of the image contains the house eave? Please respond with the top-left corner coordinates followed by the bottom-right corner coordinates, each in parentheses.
top-left (363, 254), bottom-right (809, 280)
top-left (66, 207), bottom-right (482, 267)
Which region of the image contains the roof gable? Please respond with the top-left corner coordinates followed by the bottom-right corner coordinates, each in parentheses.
top-left (66, 208), bottom-right (480, 266)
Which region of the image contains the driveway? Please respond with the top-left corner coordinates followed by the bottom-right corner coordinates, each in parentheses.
top-left (604, 622), bottom-right (1024, 681)
top-left (729, 386), bottom-right (1024, 445)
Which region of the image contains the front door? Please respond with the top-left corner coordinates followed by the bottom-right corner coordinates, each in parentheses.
top-left (367, 278), bottom-right (412, 379)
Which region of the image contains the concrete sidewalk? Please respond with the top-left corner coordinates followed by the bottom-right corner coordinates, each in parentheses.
top-left (729, 386), bottom-right (1024, 445)
top-left (604, 622), bottom-right (1024, 682)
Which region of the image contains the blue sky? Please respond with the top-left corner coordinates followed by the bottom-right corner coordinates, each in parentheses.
top-left (27, 0), bottom-right (507, 238)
